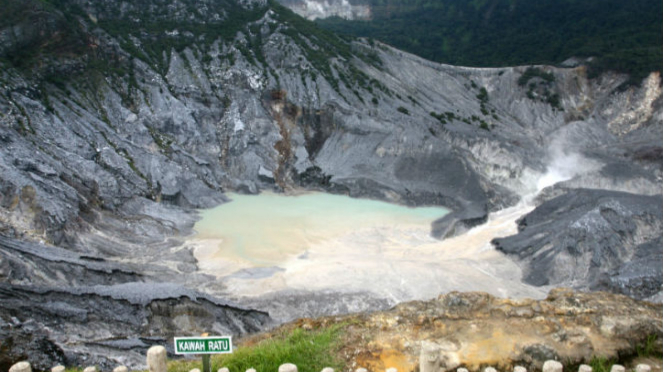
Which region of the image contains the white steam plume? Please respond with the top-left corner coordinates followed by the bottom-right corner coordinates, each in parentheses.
top-left (535, 136), bottom-right (601, 193)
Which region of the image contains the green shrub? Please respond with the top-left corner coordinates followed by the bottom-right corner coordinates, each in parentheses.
top-left (476, 87), bottom-right (488, 103)
top-left (429, 111), bottom-right (447, 124)
top-left (518, 67), bottom-right (555, 87)
top-left (546, 93), bottom-right (562, 110)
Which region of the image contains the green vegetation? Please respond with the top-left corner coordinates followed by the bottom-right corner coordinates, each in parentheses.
top-left (518, 67), bottom-right (555, 87)
top-left (397, 106), bottom-right (410, 115)
top-left (577, 335), bottom-right (662, 372)
top-left (429, 111), bottom-right (447, 124)
top-left (636, 334), bottom-right (661, 358)
top-left (476, 87), bottom-right (488, 103)
top-left (518, 67), bottom-right (562, 110)
top-left (51, 330), bottom-right (663, 372)
top-left (97, 2), bottom-right (268, 74)
top-left (317, 0), bottom-right (662, 84)
top-left (588, 356), bottom-right (616, 372)
top-left (475, 86), bottom-right (491, 117)
top-left (10, 100), bottom-right (36, 135)
top-left (546, 93), bottom-right (562, 110)
top-left (3, 0), bottom-right (270, 78)
top-left (275, 6), bottom-right (337, 74)
top-left (56, 326), bottom-right (345, 371)
top-left (4, 0), bottom-right (389, 102)
top-left (270, 0), bottom-right (385, 98)
top-left (148, 126), bottom-right (174, 152)
top-left (1, 0), bottom-right (88, 71)
top-left (431, 83), bottom-right (494, 127)
top-left (169, 326), bottom-right (345, 372)
top-left (429, 110), bottom-right (492, 130)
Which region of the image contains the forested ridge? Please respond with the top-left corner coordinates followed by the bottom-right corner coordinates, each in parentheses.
top-left (318, 0), bottom-right (662, 84)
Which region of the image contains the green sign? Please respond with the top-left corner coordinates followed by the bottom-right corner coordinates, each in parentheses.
top-left (174, 336), bottom-right (233, 355)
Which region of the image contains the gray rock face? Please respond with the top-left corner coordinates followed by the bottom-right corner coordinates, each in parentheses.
top-left (493, 190), bottom-right (663, 299)
top-left (277, 0), bottom-right (371, 20)
top-left (0, 0), bottom-right (662, 368)
top-left (0, 282), bottom-right (270, 370)
top-left (0, 225), bottom-right (270, 370)
top-left (238, 289), bottom-right (394, 324)
top-left (0, 317), bottom-right (66, 372)
top-left (431, 202), bottom-right (488, 239)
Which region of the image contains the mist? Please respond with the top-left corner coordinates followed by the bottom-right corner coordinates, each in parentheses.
top-left (535, 137), bottom-right (602, 194)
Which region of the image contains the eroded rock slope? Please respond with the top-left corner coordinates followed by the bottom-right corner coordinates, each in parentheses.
top-left (0, 0), bottom-right (661, 368)
top-left (493, 190), bottom-right (663, 300)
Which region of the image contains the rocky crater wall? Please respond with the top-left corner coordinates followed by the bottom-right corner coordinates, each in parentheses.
top-left (0, 0), bottom-right (661, 368)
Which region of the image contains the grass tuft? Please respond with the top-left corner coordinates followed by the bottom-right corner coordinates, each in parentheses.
top-left (169, 325), bottom-right (345, 372)
top-left (636, 334), bottom-right (661, 358)
top-left (589, 356), bottom-right (616, 372)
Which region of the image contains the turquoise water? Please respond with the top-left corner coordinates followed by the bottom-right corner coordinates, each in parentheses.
top-left (194, 192), bottom-right (449, 266)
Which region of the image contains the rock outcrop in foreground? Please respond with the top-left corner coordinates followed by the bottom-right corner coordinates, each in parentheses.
top-left (277, 289), bottom-right (663, 372)
top-left (0, 0), bottom-right (661, 368)
top-left (0, 281), bottom-right (271, 371)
